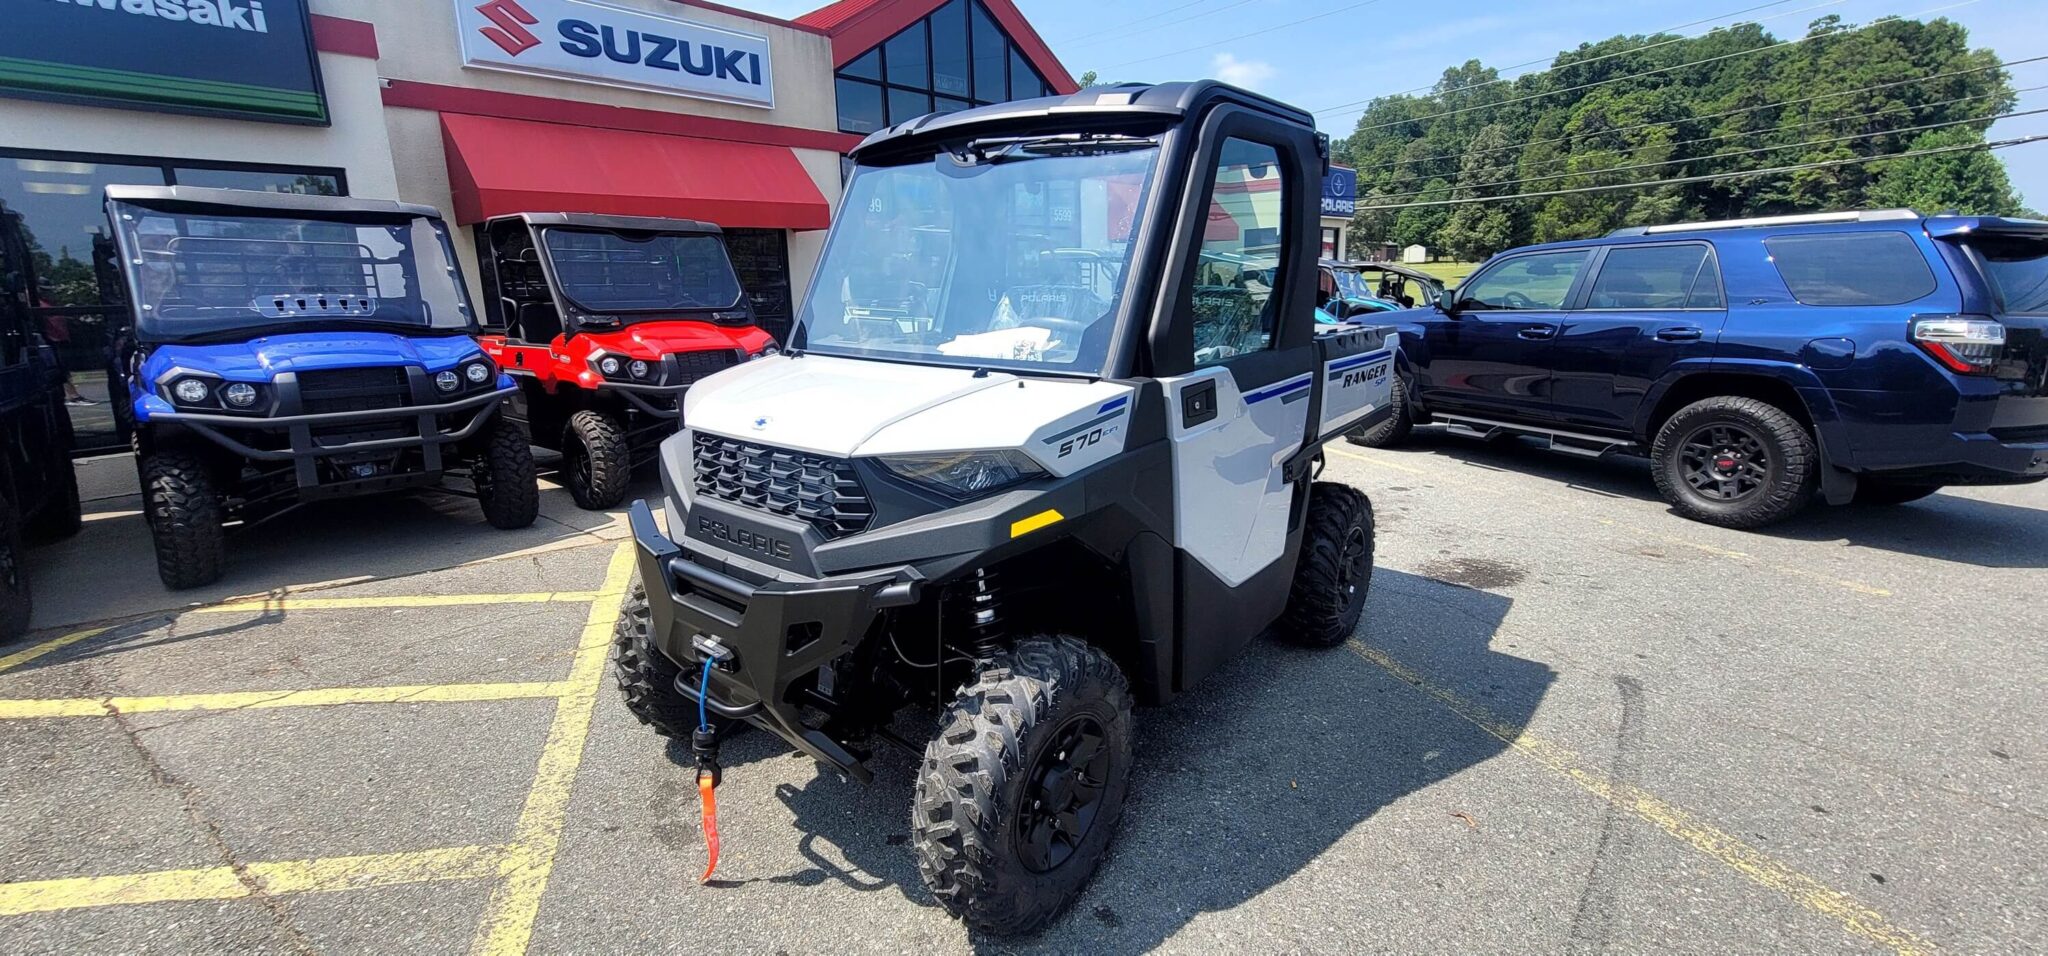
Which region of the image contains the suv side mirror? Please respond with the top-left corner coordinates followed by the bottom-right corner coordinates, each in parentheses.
top-left (1437, 287), bottom-right (1459, 314)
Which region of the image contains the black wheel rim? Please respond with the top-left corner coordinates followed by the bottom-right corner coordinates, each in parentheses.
top-left (1338, 526), bottom-right (1370, 607)
top-left (1016, 715), bottom-right (1111, 873)
top-left (1678, 423), bottom-right (1771, 502)
top-left (568, 441), bottom-right (592, 495)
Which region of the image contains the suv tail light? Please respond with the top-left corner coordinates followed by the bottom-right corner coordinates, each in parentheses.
top-left (1912, 315), bottom-right (2005, 375)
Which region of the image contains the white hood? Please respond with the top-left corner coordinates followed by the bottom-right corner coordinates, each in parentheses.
top-left (683, 354), bottom-right (1015, 457)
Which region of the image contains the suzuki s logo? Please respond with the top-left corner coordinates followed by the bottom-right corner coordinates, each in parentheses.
top-left (475, 0), bottom-right (541, 56)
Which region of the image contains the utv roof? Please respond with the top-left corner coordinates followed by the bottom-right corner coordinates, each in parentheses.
top-left (488, 212), bottom-right (724, 235)
top-left (850, 80), bottom-right (1317, 161)
top-left (1347, 261), bottom-right (1444, 285)
top-left (103, 185), bottom-right (444, 220)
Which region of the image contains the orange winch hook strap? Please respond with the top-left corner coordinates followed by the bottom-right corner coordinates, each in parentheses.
top-left (697, 771), bottom-right (721, 883)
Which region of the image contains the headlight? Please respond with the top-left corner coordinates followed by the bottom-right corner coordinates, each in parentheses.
top-left (464, 361), bottom-right (492, 384)
top-left (171, 378), bottom-right (211, 405)
top-left (435, 370), bottom-right (461, 392)
top-left (222, 383), bottom-right (259, 408)
top-left (749, 345), bottom-right (780, 361)
top-left (629, 359), bottom-right (651, 379)
top-left (877, 450), bottom-right (1048, 499)
top-left (598, 356), bottom-right (622, 376)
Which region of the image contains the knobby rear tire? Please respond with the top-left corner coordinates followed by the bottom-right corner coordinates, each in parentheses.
top-left (1651, 396), bottom-right (1816, 529)
top-left (1279, 481), bottom-right (1376, 647)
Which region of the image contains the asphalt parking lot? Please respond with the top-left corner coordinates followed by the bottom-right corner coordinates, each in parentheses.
top-left (3, 437), bottom-right (2043, 954)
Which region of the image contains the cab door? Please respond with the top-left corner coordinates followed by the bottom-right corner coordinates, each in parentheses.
top-left (1551, 242), bottom-right (1727, 434)
top-left (1421, 248), bottom-right (1591, 423)
top-left (1142, 105), bottom-right (1324, 690)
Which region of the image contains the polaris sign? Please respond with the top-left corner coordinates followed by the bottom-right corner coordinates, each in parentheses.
top-left (454, 0), bottom-right (774, 109)
top-left (1321, 166), bottom-right (1357, 217)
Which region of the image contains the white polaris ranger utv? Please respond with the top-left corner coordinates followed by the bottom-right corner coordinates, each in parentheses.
top-left (614, 80), bottom-right (1396, 933)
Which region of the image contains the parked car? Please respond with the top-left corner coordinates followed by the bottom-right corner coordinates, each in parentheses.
top-left (104, 186), bottom-right (540, 589)
top-left (474, 213), bottom-right (776, 510)
top-left (0, 201), bottom-right (84, 639)
top-left (1351, 209), bottom-right (2048, 528)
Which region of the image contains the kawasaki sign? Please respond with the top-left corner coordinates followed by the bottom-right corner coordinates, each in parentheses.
top-left (455, 0), bottom-right (774, 109)
top-left (1, 0), bottom-right (327, 125)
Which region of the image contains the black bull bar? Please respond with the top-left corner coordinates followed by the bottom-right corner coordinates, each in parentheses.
top-left (628, 501), bottom-right (922, 783)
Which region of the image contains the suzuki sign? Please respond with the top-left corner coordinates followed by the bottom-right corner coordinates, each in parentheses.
top-left (454, 0), bottom-right (774, 109)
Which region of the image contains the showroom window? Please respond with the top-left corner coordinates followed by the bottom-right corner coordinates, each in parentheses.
top-left (833, 0), bottom-right (1053, 135)
top-left (0, 149), bottom-right (344, 453)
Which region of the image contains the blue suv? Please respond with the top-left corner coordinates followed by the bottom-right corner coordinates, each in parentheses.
top-left (1351, 210), bottom-right (2048, 528)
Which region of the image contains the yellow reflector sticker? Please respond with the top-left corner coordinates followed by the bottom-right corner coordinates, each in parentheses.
top-left (1009, 509), bottom-right (1065, 538)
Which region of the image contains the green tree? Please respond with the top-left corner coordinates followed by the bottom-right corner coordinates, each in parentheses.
top-left (1866, 126), bottom-right (2023, 213)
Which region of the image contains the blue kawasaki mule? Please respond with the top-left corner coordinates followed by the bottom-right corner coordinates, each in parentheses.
top-left (1, 200), bottom-right (84, 638)
top-left (105, 186), bottom-right (539, 589)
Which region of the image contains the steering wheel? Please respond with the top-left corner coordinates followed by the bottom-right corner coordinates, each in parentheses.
top-left (1500, 291), bottom-right (1539, 310)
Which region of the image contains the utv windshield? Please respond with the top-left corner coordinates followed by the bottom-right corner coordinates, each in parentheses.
top-left (539, 227), bottom-right (743, 316)
top-left (1966, 236), bottom-right (2048, 314)
top-left (794, 140), bottom-right (1160, 375)
top-left (111, 202), bottom-right (473, 342)
top-left (1330, 267), bottom-right (1373, 300)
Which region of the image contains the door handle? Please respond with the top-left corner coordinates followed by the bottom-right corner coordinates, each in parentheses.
top-left (1517, 326), bottom-right (1557, 341)
top-left (1655, 327), bottom-right (1704, 342)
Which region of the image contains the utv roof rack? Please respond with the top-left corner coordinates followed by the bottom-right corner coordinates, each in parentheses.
top-left (1606, 209), bottom-right (1922, 238)
top-left (103, 185), bottom-right (444, 220)
top-left (850, 80), bottom-right (1316, 162)
top-left (491, 212), bottom-right (723, 235)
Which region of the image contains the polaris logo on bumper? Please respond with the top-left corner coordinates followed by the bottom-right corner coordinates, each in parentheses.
top-left (454, 0), bottom-right (774, 108)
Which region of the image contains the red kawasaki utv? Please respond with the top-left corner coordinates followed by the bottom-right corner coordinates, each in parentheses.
top-left (473, 214), bottom-right (777, 509)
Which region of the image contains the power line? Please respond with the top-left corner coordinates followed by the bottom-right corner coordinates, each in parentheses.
top-left (1353, 130), bottom-right (2048, 210)
top-left (1368, 82), bottom-right (2043, 192)
top-left (1046, 0), bottom-right (1221, 45)
top-left (1348, 54), bottom-right (2047, 173)
top-left (1310, 0), bottom-right (1832, 113)
top-left (1336, 0), bottom-right (1983, 132)
top-left (1367, 104), bottom-right (2047, 203)
top-left (1099, 0), bottom-right (1388, 70)
top-left (1058, 0), bottom-right (1258, 52)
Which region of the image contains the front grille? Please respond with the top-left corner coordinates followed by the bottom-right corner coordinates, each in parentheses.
top-left (670, 349), bottom-right (742, 387)
top-left (691, 432), bottom-right (873, 539)
top-left (298, 366), bottom-right (410, 416)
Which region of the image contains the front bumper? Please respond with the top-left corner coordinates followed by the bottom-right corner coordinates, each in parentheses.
top-left (629, 501), bottom-right (922, 782)
top-left (155, 385), bottom-right (514, 485)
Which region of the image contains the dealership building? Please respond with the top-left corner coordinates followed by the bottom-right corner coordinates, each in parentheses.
top-left (3, 0), bottom-right (1358, 455)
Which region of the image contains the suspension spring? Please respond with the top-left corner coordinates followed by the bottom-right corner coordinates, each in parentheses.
top-left (962, 567), bottom-right (1005, 661)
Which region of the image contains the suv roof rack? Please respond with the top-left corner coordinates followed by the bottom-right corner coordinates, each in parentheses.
top-left (1607, 209), bottom-right (1921, 238)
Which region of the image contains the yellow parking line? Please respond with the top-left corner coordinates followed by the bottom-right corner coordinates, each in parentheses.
top-left (0, 628), bottom-right (110, 676)
top-left (0, 844), bottom-right (508, 916)
top-left (192, 592), bottom-right (602, 614)
top-left (1327, 446), bottom-right (1892, 597)
top-left (1346, 641), bottom-right (1938, 955)
top-left (0, 681), bottom-right (571, 720)
top-left (470, 543), bottom-right (635, 956)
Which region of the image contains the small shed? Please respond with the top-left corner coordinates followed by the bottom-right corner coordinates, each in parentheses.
top-left (1401, 244), bottom-right (1429, 264)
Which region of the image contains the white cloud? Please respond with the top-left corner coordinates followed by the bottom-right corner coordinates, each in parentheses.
top-left (1210, 52), bottom-right (1276, 91)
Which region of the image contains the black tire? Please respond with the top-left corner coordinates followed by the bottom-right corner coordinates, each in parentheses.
top-left (0, 495), bottom-right (31, 642)
top-left (914, 635), bottom-right (1134, 935)
top-left (1652, 397), bottom-right (1817, 529)
top-left (611, 577), bottom-right (737, 740)
top-left (1278, 481), bottom-right (1376, 647)
top-left (563, 410), bottom-right (631, 510)
top-left (26, 457), bottom-right (82, 542)
top-left (472, 414), bottom-right (539, 530)
top-left (1345, 366), bottom-right (1413, 448)
top-left (140, 448), bottom-right (225, 590)
top-left (1853, 480), bottom-right (1943, 506)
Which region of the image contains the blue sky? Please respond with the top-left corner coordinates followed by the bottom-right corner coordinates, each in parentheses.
top-left (730, 0), bottom-right (2048, 208)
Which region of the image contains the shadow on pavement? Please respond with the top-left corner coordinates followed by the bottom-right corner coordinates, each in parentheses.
top-left (672, 567), bottom-right (1552, 950)
top-left (17, 453), bottom-right (663, 636)
top-left (1385, 430), bottom-right (2047, 567)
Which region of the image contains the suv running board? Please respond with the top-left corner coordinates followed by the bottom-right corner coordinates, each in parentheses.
top-left (1432, 414), bottom-right (1641, 459)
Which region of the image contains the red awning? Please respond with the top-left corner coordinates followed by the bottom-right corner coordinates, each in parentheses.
top-left (439, 113), bottom-right (831, 230)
